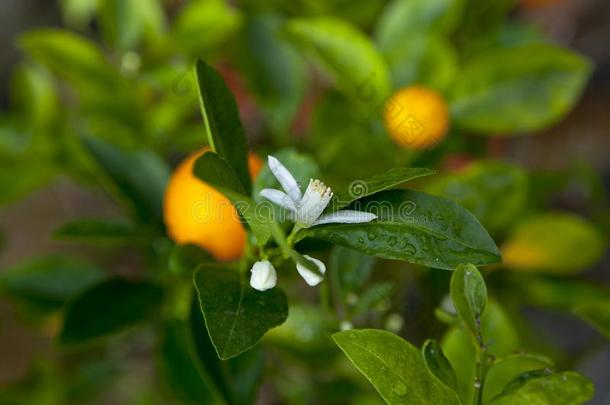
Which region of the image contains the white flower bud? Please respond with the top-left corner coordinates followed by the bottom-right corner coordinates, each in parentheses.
top-left (296, 255), bottom-right (326, 286)
top-left (250, 261), bottom-right (277, 291)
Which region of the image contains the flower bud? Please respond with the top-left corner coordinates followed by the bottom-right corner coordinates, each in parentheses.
top-left (250, 260), bottom-right (277, 291)
top-left (296, 255), bottom-right (326, 286)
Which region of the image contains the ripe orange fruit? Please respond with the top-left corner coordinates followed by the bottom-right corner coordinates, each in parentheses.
top-left (383, 86), bottom-right (450, 150)
top-left (164, 149), bottom-right (262, 261)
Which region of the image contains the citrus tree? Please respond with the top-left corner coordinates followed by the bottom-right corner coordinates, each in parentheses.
top-left (0, 0), bottom-right (608, 404)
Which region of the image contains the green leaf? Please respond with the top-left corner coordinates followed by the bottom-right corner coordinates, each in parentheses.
top-left (330, 167), bottom-right (435, 211)
top-left (60, 0), bottom-right (98, 28)
top-left (502, 212), bottom-right (605, 274)
top-left (450, 263), bottom-right (487, 337)
top-left (333, 329), bottom-right (461, 405)
top-left (59, 278), bottom-right (163, 344)
top-left (352, 282), bottom-right (393, 315)
top-left (442, 301), bottom-right (528, 404)
top-left (375, 0), bottom-right (463, 50)
top-left (18, 29), bottom-right (119, 93)
top-left (0, 256), bottom-right (105, 313)
top-left (159, 320), bottom-right (225, 404)
top-left (193, 151), bottom-right (245, 194)
top-left (421, 340), bottom-right (459, 393)
top-left (52, 217), bottom-right (144, 244)
top-left (329, 245), bottom-right (375, 293)
top-left (451, 44), bottom-right (592, 134)
top-left (189, 300), bottom-right (265, 404)
top-left (193, 151), bottom-right (272, 245)
top-left (286, 17), bottom-right (391, 108)
top-left (82, 135), bottom-right (170, 226)
top-left (426, 160), bottom-right (528, 234)
top-left (239, 13), bottom-right (308, 134)
top-left (297, 190), bottom-right (501, 270)
top-left (489, 371), bottom-right (594, 405)
top-left (384, 34), bottom-right (458, 91)
top-left (173, 0), bottom-right (242, 54)
top-left (169, 244), bottom-right (215, 276)
top-left (97, 0), bottom-right (165, 50)
top-left (573, 300), bottom-right (610, 338)
top-left (195, 60), bottom-right (251, 194)
top-left (193, 265), bottom-right (288, 360)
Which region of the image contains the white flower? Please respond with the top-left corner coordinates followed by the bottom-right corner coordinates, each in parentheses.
top-left (260, 156), bottom-right (378, 228)
top-left (296, 255), bottom-right (326, 286)
top-left (250, 260), bottom-right (277, 291)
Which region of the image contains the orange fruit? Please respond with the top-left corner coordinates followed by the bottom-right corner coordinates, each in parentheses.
top-left (383, 86), bottom-right (450, 150)
top-left (164, 149), bottom-right (262, 261)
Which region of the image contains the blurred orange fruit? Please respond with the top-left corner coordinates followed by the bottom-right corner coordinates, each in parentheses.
top-left (164, 148), bottom-right (262, 261)
top-left (383, 86), bottom-right (450, 150)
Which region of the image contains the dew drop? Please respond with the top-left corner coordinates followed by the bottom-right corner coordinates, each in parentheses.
top-left (392, 382), bottom-right (407, 397)
top-left (367, 233), bottom-right (377, 241)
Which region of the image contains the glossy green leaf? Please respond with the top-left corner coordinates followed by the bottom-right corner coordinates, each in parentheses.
top-left (195, 60), bottom-right (251, 194)
top-left (18, 29), bottom-right (119, 92)
top-left (450, 263), bottom-right (487, 336)
top-left (422, 340), bottom-right (459, 393)
top-left (573, 300), bottom-right (610, 339)
top-left (297, 190), bottom-right (501, 270)
top-left (489, 371), bottom-right (594, 405)
top-left (502, 212), bottom-right (605, 274)
top-left (173, 0), bottom-right (242, 54)
top-left (426, 160), bottom-right (528, 234)
top-left (59, 278), bottom-right (163, 344)
top-left (193, 151), bottom-right (272, 245)
top-left (0, 256), bottom-right (105, 312)
top-left (286, 17), bottom-right (391, 108)
top-left (160, 320), bottom-right (225, 404)
top-left (82, 135), bottom-right (170, 226)
top-left (193, 265), bottom-right (288, 360)
top-left (330, 167), bottom-right (435, 211)
top-left (451, 44), bottom-right (592, 134)
top-left (333, 329), bottom-right (461, 404)
top-left (52, 218), bottom-right (143, 243)
top-left (375, 0), bottom-right (463, 50)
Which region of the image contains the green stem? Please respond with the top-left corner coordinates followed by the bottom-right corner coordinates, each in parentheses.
top-left (472, 317), bottom-right (487, 405)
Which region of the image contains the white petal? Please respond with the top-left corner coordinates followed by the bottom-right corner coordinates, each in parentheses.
top-left (259, 188), bottom-right (297, 212)
top-left (268, 156), bottom-right (302, 203)
top-left (312, 210), bottom-right (377, 226)
top-left (297, 179), bottom-right (333, 226)
top-left (250, 261), bottom-right (277, 291)
top-left (296, 255), bottom-right (326, 286)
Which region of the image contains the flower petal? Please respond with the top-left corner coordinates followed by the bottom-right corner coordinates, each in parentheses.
top-left (312, 210), bottom-right (377, 226)
top-left (268, 155), bottom-right (302, 203)
top-left (250, 260), bottom-right (277, 291)
top-left (297, 179), bottom-right (333, 226)
top-left (296, 255), bottom-right (326, 286)
top-left (259, 188), bottom-right (297, 213)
